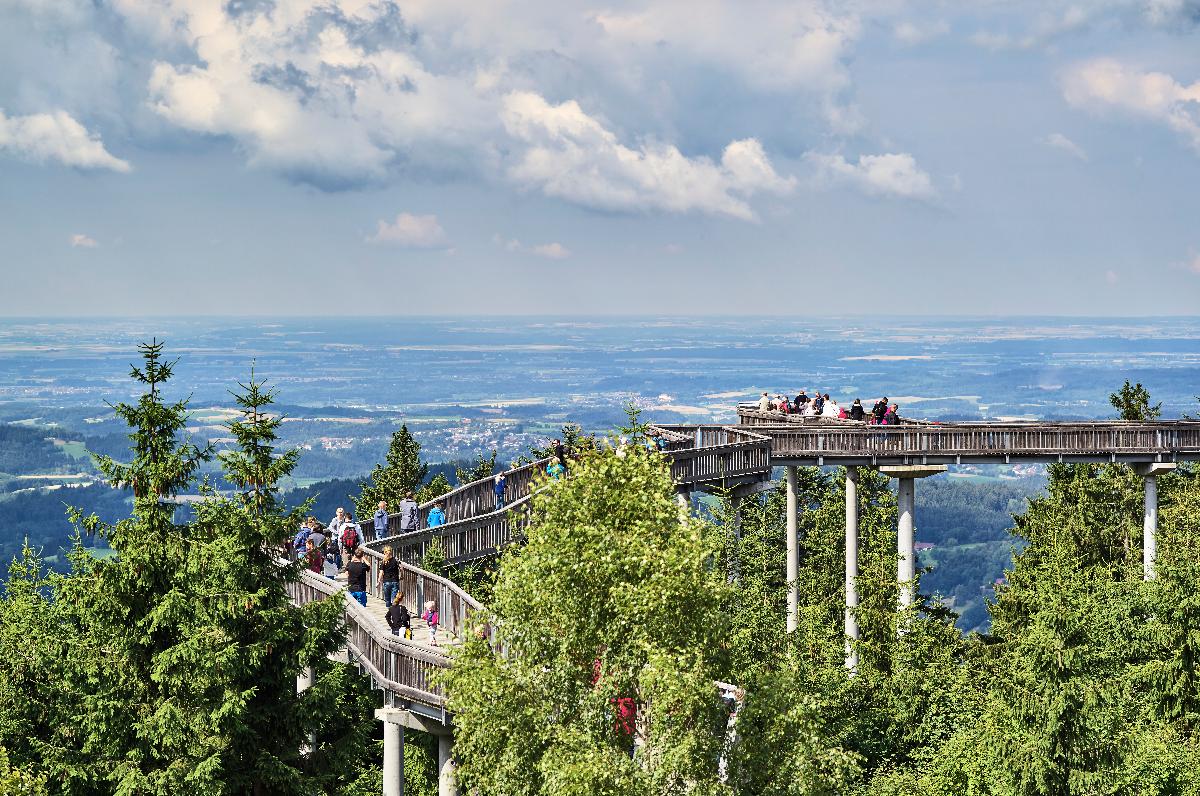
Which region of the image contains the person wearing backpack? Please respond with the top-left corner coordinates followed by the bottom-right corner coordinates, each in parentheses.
top-left (341, 520), bottom-right (360, 559)
top-left (427, 502), bottom-right (446, 528)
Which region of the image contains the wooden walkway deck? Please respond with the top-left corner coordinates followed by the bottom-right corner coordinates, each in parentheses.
top-left (291, 406), bottom-right (1200, 719)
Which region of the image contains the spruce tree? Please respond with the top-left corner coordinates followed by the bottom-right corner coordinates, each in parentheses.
top-left (355, 425), bottom-right (429, 520)
top-left (18, 343), bottom-right (365, 794)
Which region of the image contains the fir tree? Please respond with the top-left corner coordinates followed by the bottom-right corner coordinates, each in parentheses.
top-left (355, 425), bottom-right (429, 520)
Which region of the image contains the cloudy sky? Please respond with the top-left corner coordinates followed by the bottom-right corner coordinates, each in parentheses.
top-left (2, 0), bottom-right (1199, 316)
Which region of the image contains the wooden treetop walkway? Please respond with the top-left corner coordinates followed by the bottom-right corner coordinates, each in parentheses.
top-left (290, 405), bottom-right (1200, 719)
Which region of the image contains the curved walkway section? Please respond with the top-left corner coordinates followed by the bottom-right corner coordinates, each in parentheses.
top-left (363, 427), bottom-right (773, 566)
top-left (286, 558), bottom-right (482, 719)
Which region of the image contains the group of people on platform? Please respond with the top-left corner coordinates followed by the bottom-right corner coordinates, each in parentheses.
top-left (758, 390), bottom-right (901, 424)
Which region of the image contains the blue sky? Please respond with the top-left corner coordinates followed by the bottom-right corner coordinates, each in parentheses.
top-left (2, 0), bottom-right (1199, 316)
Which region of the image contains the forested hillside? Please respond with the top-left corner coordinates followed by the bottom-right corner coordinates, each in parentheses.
top-left (0, 424), bottom-right (78, 475)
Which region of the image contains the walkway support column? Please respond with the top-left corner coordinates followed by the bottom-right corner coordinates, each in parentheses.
top-left (1134, 463), bottom-right (1176, 581)
top-left (376, 709), bottom-right (406, 796)
top-left (438, 734), bottom-right (457, 796)
top-left (786, 466), bottom-right (798, 634)
top-left (296, 665), bottom-right (314, 694)
top-left (876, 466), bottom-right (946, 618)
top-left (844, 467), bottom-right (859, 674)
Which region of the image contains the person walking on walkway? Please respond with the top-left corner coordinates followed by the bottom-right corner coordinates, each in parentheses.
top-left (305, 539), bottom-right (323, 574)
top-left (422, 600), bottom-right (440, 646)
top-left (340, 519), bottom-right (361, 565)
top-left (372, 500), bottom-right (389, 541)
top-left (387, 593), bottom-right (411, 639)
top-left (427, 501), bottom-right (446, 528)
top-left (397, 493), bottom-right (419, 532)
top-left (346, 548), bottom-right (369, 607)
top-left (494, 473), bottom-right (507, 511)
top-left (378, 545), bottom-right (401, 608)
top-left (884, 403), bottom-right (900, 425)
top-left (872, 397), bottom-right (888, 424)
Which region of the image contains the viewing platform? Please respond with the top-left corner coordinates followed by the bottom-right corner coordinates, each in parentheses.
top-left (733, 408), bottom-right (1200, 466)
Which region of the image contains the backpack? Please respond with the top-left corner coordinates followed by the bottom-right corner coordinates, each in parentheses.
top-left (342, 525), bottom-right (359, 550)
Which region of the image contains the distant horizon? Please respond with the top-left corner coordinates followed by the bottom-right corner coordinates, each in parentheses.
top-left (3, 313), bottom-right (1200, 321)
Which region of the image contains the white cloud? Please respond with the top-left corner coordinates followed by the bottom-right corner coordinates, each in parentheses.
top-left (494, 235), bottom-right (572, 259)
top-left (501, 91), bottom-right (794, 220)
top-left (1105, 269), bottom-right (1119, 284)
top-left (1062, 58), bottom-right (1200, 151)
top-left (894, 20), bottom-right (949, 45)
top-left (1187, 253), bottom-right (1200, 275)
top-left (0, 109), bottom-right (130, 172)
top-left (531, 242), bottom-right (571, 259)
top-left (807, 152), bottom-right (937, 200)
top-left (368, 213), bottom-right (448, 248)
top-left (69, 233), bottom-right (98, 248)
top-left (1043, 132), bottom-right (1088, 160)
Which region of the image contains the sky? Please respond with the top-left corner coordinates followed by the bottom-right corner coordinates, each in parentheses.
top-left (1, 0), bottom-right (1200, 316)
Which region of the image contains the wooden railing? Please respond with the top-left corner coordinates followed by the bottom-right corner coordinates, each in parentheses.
top-left (364, 429), bottom-right (774, 565)
top-left (749, 421), bottom-right (1200, 460)
top-left (286, 568), bottom-right (452, 708)
top-left (360, 548), bottom-right (484, 640)
top-left (362, 458), bottom-right (550, 542)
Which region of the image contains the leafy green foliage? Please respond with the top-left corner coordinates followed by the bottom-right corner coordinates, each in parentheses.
top-left (443, 445), bottom-right (731, 795)
top-left (455, 449), bottom-right (497, 486)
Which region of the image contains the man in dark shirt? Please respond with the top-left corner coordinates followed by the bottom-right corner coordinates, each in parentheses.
top-left (346, 549), bottom-right (370, 607)
top-left (553, 438), bottom-right (567, 470)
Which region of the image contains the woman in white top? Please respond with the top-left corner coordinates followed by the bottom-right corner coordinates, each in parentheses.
top-left (803, 399), bottom-right (819, 417)
top-left (823, 398), bottom-right (840, 418)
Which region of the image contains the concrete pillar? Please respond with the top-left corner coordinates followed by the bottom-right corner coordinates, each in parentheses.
top-left (844, 467), bottom-right (859, 674)
top-left (786, 466), bottom-right (798, 634)
top-left (297, 665), bottom-right (315, 755)
top-left (876, 466), bottom-right (947, 618)
top-left (896, 478), bottom-right (915, 610)
top-left (296, 665), bottom-right (314, 694)
top-left (1144, 474), bottom-right (1157, 581)
top-left (1135, 464), bottom-right (1176, 581)
top-left (438, 733), bottom-right (457, 796)
top-left (382, 718), bottom-right (405, 796)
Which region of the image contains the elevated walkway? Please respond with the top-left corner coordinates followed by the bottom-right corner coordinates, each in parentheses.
top-left (735, 408), bottom-right (1200, 466)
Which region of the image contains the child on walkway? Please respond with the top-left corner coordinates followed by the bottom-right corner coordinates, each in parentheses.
top-left (422, 600), bottom-right (440, 646)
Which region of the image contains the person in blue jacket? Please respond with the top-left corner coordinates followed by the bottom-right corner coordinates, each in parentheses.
top-left (427, 501), bottom-right (446, 527)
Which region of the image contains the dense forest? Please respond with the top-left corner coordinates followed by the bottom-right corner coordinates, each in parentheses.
top-left (0, 423), bottom-right (78, 476)
top-left (1, 349), bottom-right (1196, 795)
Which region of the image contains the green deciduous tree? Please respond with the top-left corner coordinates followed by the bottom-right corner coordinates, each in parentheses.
top-left (443, 445), bottom-right (732, 795)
